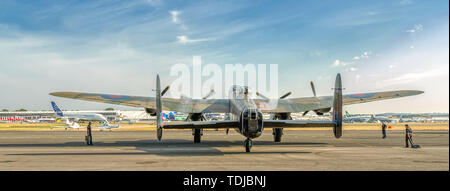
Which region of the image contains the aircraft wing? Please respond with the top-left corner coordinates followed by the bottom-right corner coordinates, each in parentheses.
top-left (263, 120), bottom-right (335, 128)
top-left (162, 120), bottom-right (239, 129)
top-left (50, 92), bottom-right (230, 113)
top-left (163, 120), bottom-right (334, 129)
top-left (50, 90), bottom-right (422, 114)
top-left (254, 90), bottom-right (424, 113)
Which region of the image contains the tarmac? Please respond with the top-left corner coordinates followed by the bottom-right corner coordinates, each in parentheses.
top-left (0, 130), bottom-right (448, 170)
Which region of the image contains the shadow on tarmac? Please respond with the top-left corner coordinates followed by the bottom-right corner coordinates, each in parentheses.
top-left (3, 139), bottom-right (321, 156)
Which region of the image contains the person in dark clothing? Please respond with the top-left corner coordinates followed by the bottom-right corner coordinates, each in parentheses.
top-left (405, 124), bottom-right (413, 148)
top-left (381, 122), bottom-right (387, 139)
top-left (86, 122), bottom-right (93, 146)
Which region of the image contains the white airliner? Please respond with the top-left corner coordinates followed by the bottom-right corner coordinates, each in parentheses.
top-left (51, 101), bottom-right (120, 129)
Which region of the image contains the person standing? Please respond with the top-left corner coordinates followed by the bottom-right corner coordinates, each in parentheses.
top-left (86, 122), bottom-right (93, 146)
top-left (405, 124), bottom-right (413, 148)
top-left (381, 122), bottom-right (387, 139)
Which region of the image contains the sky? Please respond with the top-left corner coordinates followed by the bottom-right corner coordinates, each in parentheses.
top-left (0, 0), bottom-right (448, 113)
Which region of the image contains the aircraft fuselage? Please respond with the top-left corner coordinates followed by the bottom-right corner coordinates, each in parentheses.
top-left (228, 86), bottom-right (264, 139)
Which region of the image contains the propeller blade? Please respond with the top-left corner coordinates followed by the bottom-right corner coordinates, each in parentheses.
top-left (302, 110), bottom-right (309, 116)
top-left (258, 91), bottom-right (291, 100)
top-left (310, 81), bottom-right (317, 97)
top-left (279, 91), bottom-right (292, 99)
top-left (202, 89), bottom-right (215, 99)
top-left (256, 91), bottom-right (269, 100)
top-left (161, 85), bottom-right (170, 96)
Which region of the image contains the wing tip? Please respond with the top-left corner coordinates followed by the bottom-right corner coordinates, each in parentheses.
top-left (406, 90), bottom-right (424, 96)
top-left (49, 92), bottom-right (79, 98)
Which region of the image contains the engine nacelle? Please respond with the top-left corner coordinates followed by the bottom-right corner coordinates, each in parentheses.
top-left (314, 108), bottom-right (331, 115)
top-left (145, 108), bottom-right (157, 116)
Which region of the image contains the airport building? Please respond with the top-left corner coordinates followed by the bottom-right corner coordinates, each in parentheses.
top-left (0, 110), bottom-right (154, 122)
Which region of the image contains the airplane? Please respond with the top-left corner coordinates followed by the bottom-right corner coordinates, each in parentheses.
top-left (343, 111), bottom-right (394, 123)
top-left (162, 112), bottom-right (176, 120)
top-left (162, 111), bottom-right (188, 121)
top-left (343, 111), bottom-right (370, 123)
top-left (97, 120), bottom-right (121, 130)
top-left (367, 115), bottom-right (393, 123)
top-left (50, 73), bottom-right (423, 152)
top-left (51, 101), bottom-right (120, 129)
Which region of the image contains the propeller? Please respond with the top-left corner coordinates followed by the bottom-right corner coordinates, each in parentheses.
top-left (202, 88), bottom-right (215, 99)
top-left (279, 91), bottom-right (292, 99)
top-left (256, 91), bottom-right (292, 120)
top-left (302, 110), bottom-right (310, 116)
top-left (256, 91), bottom-right (269, 100)
top-left (303, 81), bottom-right (318, 116)
top-left (161, 85), bottom-right (170, 96)
top-left (256, 91), bottom-right (292, 100)
top-left (310, 81), bottom-right (317, 97)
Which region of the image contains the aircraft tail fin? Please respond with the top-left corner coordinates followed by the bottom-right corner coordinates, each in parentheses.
top-left (332, 73), bottom-right (343, 138)
top-left (51, 101), bottom-right (63, 117)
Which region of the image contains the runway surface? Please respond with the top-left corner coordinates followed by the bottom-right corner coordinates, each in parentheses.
top-left (0, 130), bottom-right (448, 170)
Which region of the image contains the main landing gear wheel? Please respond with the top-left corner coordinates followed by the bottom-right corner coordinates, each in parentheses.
top-left (157, 127), bottom-right (163, 141)
top-left (244, 138), bottom-right (253, 152)
top-left (273, 128), bottom-right (283, 142)
top-left (193, 129), bottom-right (201, 143)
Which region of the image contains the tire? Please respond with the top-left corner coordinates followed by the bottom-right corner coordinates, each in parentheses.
top-left (274, 128), bottom-right (282, 142)
top-left (194, 129), bottom-right (201, 143)
top-left (245, 139), bottom-right (252, 152)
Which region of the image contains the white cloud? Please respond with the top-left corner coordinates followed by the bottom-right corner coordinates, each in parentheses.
top-left (170, 10), bottom-right (181, 24)
top-left (388, 65), bottom-right (396, 69)
top-left (349, 67), bottom-right (358, 71)
top-left (406, 24), bottom-right (423, 33)
top-left (353, 51), bottom-right (371, 60)
top-left (332, 59), bottom-right (353, 67)
top-left (333, 60), bottom-right (341, 67)
top-left (176, 35), bottom-right (210, 44)
top-left (361, 51), bottom-right (371, 58)
top-left (381, 65), bottom-right (448, 87)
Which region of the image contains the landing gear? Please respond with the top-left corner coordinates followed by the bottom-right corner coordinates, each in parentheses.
top-left (193, 128), bottom-right (202, 143)
top-left (244, 138), bottom-right (253, 152)
top-left (157, 127), bottom-right (163, 141)
top-left (273, 128), bottom-right (283, 142)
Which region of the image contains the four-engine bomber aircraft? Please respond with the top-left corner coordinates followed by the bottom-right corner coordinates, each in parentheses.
top-left (50, 73), bottom-right (423, 152)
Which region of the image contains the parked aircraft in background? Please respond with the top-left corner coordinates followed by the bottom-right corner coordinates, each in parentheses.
top-left (163, 112), bottom-right (188, 121)
top-left (367, 115), bottom-right (393, 123)
top-left (343, 111), bottom-right (370, 123)
top-left (51, 101), bottom-right (120, 129)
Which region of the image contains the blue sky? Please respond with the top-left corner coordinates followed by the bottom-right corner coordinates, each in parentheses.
top-left (0, 0), bottom-right (448, 113)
